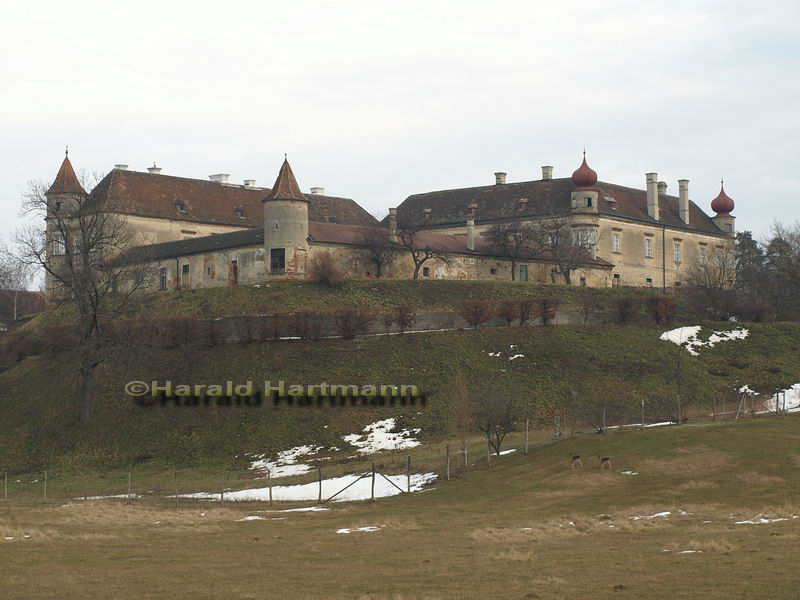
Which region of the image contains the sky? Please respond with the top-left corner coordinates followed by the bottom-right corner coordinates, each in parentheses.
top-left (1, 0), bottom-right (798, 244)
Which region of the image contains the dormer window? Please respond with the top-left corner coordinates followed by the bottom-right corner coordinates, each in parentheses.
top-left (174, 198), bottom-right (187, 213)
top-left (328, 215), bottom-right (338, 223)
top-left (516, 198), bottom-right (528, 211)
top-left (234, 206), bottom-right (245, 218)
top-left (466, 203), bottom-right (478, 216)
top-left (422, 208), bottom-right (432, 219)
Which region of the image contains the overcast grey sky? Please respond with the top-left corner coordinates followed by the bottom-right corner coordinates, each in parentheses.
top-left (1, 0), bottom-right (798, 242)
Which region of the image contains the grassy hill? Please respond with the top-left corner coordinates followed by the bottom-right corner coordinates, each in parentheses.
top-left (1, 315), bottom-right (798, 473)
top-left (2, 416), bottom-right (800, 599)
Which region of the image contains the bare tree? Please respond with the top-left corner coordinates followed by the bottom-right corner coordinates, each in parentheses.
top-left (682, 244), bottom-right (736, 320)
top-left (485, 221), bottom-right (535, 281)
top-left (448, 372), bottom-right (474, 456)
top-left (471, 379), bottom-right (516, 455)
top-left (360, 227), bottom-right (396, 278)
top-left (0, 244), bottom-right (34, 322)
top-left (396, 218), bottom-right (451, 280)
top-left (528, 200), bottom-right (595, 285)
top-left (12, 177), bottom-right (152, 422)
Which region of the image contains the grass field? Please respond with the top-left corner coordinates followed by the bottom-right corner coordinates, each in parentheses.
top-left (2, 417), bottom-right (800, 599)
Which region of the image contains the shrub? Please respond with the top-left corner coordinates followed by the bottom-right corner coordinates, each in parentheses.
top-left (613, 297), bottom-right (641, 324)
top-left (644, 296), bottom-right (675, 325)
top-left (309, 251), bottom-right (344, 287)
top-left (538, 297), bottom-right (561, 325)
top-left (460, 300), bottom-right (492, 329)
top-left (579, 296), bottom-right (605, 326)
top-left (334, 307), bottom-right (375, 339)
top-left (495, 300), bottom-right (518, 326)
top-left (518, 298), bottom-right (536, 326)
top-left (393, 304), bottom-right (417, 334)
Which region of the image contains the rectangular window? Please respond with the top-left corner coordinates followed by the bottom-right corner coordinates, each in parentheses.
top-left (422, 266), bottom-right (430, 277)
top-left (698, 246), bottom-right (706, 264)
top-left (612, 273), bottom-right (620, 288)
top-left (159, 267), bottom-right (168, 290)
top-left (673, 242), bottom-right (682, 264)
top-left (490, 267), bottom-right (497, 275)
top-left (644, 238), bottom-right (653, 258)
top-left (52, 234), bottom-right (66, 256)
top-left (580, 276), bottom-right (587, 287)
top-left (270, 248), bottom-right (285, 272)
top-left (645, 277), bottom-right (653, 286)
top-left (519, 264), bottom-right (528, 282)
top-left (612, 233), bottom-right (621, 254)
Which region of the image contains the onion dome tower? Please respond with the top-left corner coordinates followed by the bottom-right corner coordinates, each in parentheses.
top-left (571, 151), bottom-right (599, 214)
top-left (710, 179), bottom-right (736, 236)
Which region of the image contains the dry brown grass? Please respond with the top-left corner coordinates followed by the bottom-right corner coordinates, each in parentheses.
top-left (491, 548), bottom-right (535, 562)
top-left (640, 448), bottom-right (732, 477)
top-left (737, 472), bottom-right (784, 485)
top-left (678, 480), bottom-right (718, 490)
top-left (52, 502), bottom-right (239, 531)
top-left (666, 539), bottom-right (738, 553)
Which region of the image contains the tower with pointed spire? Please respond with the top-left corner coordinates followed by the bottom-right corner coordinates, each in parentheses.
top-left (710, 179), bottom-right (735, 237)
top-left (45, 148), bottom-right (87, 212)
top-left (262, 157), bottom-right (311, 278)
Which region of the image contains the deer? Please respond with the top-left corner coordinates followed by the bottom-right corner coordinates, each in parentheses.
top-left (599, 456), bottom-right (611, 470)
top-left (570, 455), bottom-right (583, 469)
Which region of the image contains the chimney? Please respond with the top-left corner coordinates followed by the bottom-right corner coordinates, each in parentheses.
top-left (466, 216), bottom-right (476, 251)
top-left (147, 164), bottom-right (162, 175)
top-left (678, 179), bottom-right (690, 224)
top-left (494, 172), bottom-right (507, 185)
top-left (388, 207), bottom-right (398, 243)
top-left (646, 173), bottom-right (659, 220)
top-left (114, 164), bottom-right (129, 170)
top-left (209, 173), bottom-right (230, 184)
top-left (243, 179), bottom-right (257, 187)
top-left (658, 181), bottom-right (667, 196)
top-left (541, 166), bottom-right (553, 180)
top-left (310, 187), bottom-right (325, 195)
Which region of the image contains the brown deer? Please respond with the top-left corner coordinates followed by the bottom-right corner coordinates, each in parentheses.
top-left (570, 455), bottom-right (583, 469)
top-left (599, 456), bottom-right (611, 470)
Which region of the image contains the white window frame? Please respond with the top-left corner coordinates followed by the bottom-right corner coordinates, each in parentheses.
top-left (159, 267), bottom-right (168, 290)
top-left (612, 233), bottom-right (621, 254)
top-left (644, 237), bottom-right (653, 258)
top-left (52, 234), bottom-right (66, 256)
top-left (673, 242), bottom-right (682, 264)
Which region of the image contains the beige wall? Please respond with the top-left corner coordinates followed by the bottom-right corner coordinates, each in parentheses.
top-left (118, 214), bottom-right (248, 246)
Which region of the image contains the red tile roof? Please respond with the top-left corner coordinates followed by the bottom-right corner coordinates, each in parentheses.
top-left (265, 159), bottom-right (308, 202)
top-left (394, 177), bottom-right (726, 236)
top-left (90, 168), bottom-right (378, 228)
top-left (46, 156), bottom-right (86, 196)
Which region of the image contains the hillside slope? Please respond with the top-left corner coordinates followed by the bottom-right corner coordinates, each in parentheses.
top-left (1, 320), bottom-right (798, 472)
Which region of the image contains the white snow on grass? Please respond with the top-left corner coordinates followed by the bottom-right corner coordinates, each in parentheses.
top-left (498, 449), bottom-right (517, 456)
top-left (660, 326), bottom-right (749, 356)
top-left (179, 472), bottom-right (437, 503)
top-left (258, 506), bottom-right (331, 513)
top-left (621, 471), bottom-right (639, 476)
top-left (76, 494), bottom-right (142, 500)
top-left (249, 445), bottom-right (325, 478)
top-left (630, 511), bottom-right (671, 521)
top-left (484, 345), bottom-right (525, 361)
top-left (734, 515), bottom-right (798, 525)
top-left (236, 516), bottom-right (287, 522)
top-left (336, 526), bottom-right (381, 534)
top-left (342, 418), bottom-right (421, 454)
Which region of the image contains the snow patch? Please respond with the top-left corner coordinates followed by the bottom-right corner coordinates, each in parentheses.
top-left (660, 326), bottom-right (749, 356)
top-left (259, 506), bottom-right (331, 513)
top-left (236, 515), bottom-right (287, 522)
top-left (498, 448), bottom-right (517, 456)
top-left (342, 418), bottom-right (421, 454)
top-left (630, 511), bottom-right (671, 521)
top-left (179, 472), bottom-right (437, 503)
top-left (336, 526), bottom-right (381, 534)
top-left (621, 471), bottom-right (639, 476)
top-left (249, 445), bottom-right (325, 478)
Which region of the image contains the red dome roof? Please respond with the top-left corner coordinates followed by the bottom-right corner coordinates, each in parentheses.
top-left (571, 154), bottom-right (597, 189)
top-left (711, 180), bottom-right (734, 216)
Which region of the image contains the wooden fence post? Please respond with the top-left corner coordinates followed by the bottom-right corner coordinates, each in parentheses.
top-left (371, 463), bottom-right (376, 501)
top-left (174, 471), bottom-right (179, 511)
top-left (464, 446), bottom-right (468, 469)
top-left (268, 470), bottom-right (273, 505)
top-left (318, 467), bottom-right (323, 503)
top-left (524, 418), bottom-right (530, 455)
top-left (487, 441), bottom-right (491, 468)
top-left (83, 474), bottom-right (87, 501)
top-left (128, 472), bottom-right (132, 501)
top-left (4, 472), bottom-right (7, 501)
top-left (406, 456), bottom-right (411, 493)
top-left (446, 445), bottom-right (450, 481)
top-left (221, 472), bottom-right (225, 503)
top-left (43, 471), bottom-right (47, 503)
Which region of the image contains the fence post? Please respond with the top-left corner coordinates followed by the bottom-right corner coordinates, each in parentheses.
top-left (128, 472), bottom-right (132, 501)
top-left (406, 456), bottom-right (411, 493)
top-left (4, 472), bottom-right (7, 501)
top-left (446, 445), bottom-right (450, 481)
top-left (83, 474), bottom-right (87, 501)
top-left (221, 472), bottom-right (225, 503)
top-left (371, 463), bottom-right (375, 501)
top-left (524, 418), bottom-right (530, 455)
top-left (464, 446), bottom-right (468, 469)
top-left (318, 467), bottom-right (322, 503)
top-left (174, 470), bottom-right (179, 511)
top-left (43, 471), bottom-right (47, 503)
top-left (487, 441), bottom-right (491, 468)
top-left (268, 470), bottom-right (273, 505)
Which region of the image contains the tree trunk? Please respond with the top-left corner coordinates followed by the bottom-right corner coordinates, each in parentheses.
top-left (79, 362), bottom-right (96, 423)
top-left (412, 264), bottom-right (420, 280)
top-left (563, 270), bottom-right (572, 285)
top-left (511, 262), bottom-right (516, 281)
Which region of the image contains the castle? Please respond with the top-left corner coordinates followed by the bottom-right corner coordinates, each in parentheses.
top-left (43, 151), bottom-right (736, 293)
